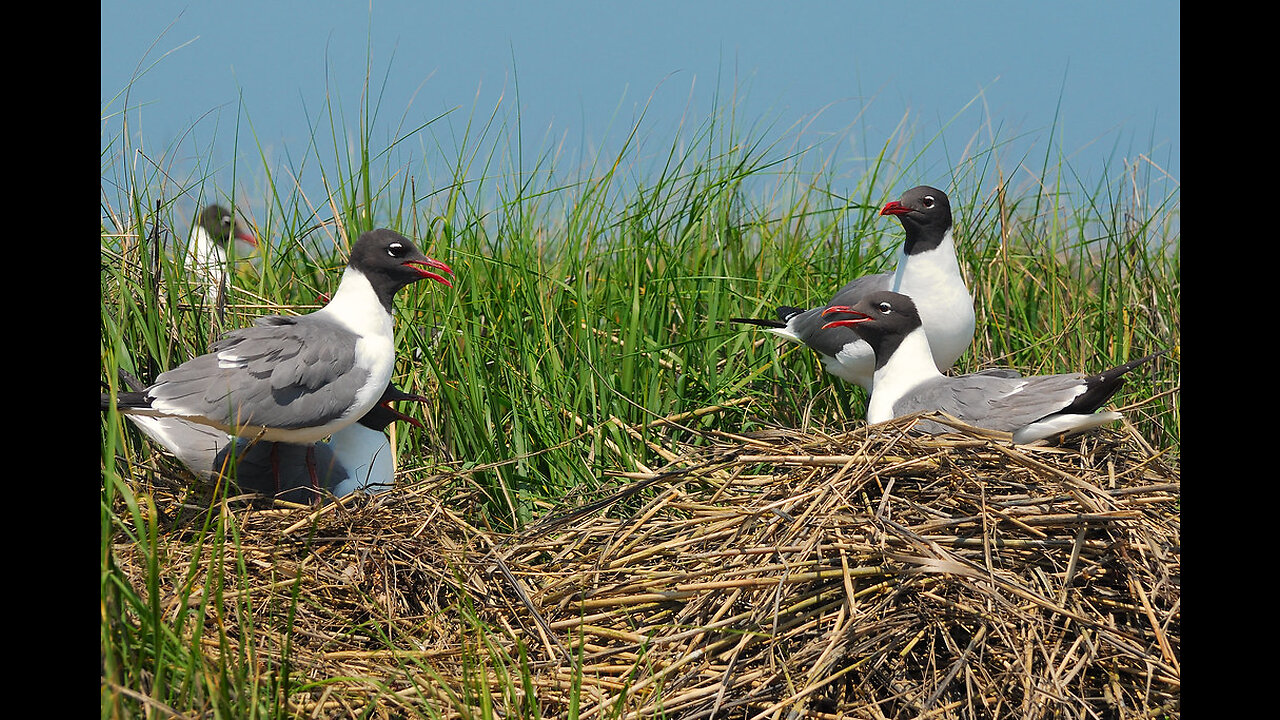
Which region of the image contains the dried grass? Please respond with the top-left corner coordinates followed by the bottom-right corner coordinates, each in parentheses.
top-left (110, 413), bottom-right (1180, 719)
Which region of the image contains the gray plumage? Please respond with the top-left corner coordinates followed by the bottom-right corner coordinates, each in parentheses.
top-left (144, 314), bottom-right (367, 433)
top-left (113, 369), bottom-right (424, 503)
top-left (820, 291), bottom-right (1167, 444)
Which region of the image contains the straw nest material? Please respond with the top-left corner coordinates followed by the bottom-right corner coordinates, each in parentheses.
top-left (109, 413), bottom-right (1180, 719)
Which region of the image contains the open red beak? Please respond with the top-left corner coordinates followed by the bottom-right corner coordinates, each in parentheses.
top-left (406, 257), bottom-right (455, 288)
top-left (822, 317), bottom-right (872, 331)
top-left (381, 393), bottom-right (430, 428)
top-left (819, 304), bottom-right (872, 331)
top-left (236, 230), bottom-right (259, 248)
top-left (880, 200), bottom-right (910, 217)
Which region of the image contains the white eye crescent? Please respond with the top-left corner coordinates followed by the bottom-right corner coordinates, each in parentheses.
top-left (387, 242), bottom-right (406, 257)
top-left (922, 195), bottom-right (935, 208)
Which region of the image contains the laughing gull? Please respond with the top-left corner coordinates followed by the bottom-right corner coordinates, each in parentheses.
top-left (111, 370), bottom-right (425, 502)
top-left (819, 291), bottom-right (1167, 444)
top-left (732, 186), bottom-right (975, 389)
top-left (115, 228), bottom-right (453, 453)
top-left (186, 204), bottom-right (259, 310)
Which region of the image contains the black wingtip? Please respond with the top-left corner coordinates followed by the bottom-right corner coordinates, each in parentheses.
top-left (103, 390), bottom-right (152, 412)
top-left (730, 305), bottom-right (806, 329)
top-left (776, 306), bottom-right (804, 321)
top-left (102, 369), bottom-right (151, 412)
top-left (1110, 348), bottom-right (1171, 375)
top-left (728, 317), bottom-right (788, 329)
top-left (117, 368), bottom-right (147, 392)
top-left (1067, 348), bottom-right (1170, 415)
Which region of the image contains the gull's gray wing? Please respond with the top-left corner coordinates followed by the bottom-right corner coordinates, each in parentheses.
top-left (786, 272), bottom-right (892, 357)
top-left (828, 271), bottom-right (893, 306)
top-left (896, 373), bottom-right (1088, 434)
top-left (147, 314), bottom-right (368, 431)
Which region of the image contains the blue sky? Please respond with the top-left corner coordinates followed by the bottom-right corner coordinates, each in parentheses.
top-left (101, 1), bottom-right (1179, 221)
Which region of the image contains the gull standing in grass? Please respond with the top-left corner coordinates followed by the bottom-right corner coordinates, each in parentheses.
top-left (113, 228), bottom-right (453, 489)
top-left (185, 204), bottom-right (260, 316)
top-left (731, 185), bottom-right (975, 389)
top-left (819, 291), bottom-right (1167, 444)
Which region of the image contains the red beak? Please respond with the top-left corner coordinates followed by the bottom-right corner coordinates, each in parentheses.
top-left (880, 200), bottom-right (910, 217)
top-left (381, 394), bottom-right (429, 428)
top-left (822, 316), bottom-right (872, 331)
top-left (236, 230), bottom-right (259, 248)
top-left (406, 257), bottom-right (455, 288)
top-left (819, 305), bottom-right (872, 331)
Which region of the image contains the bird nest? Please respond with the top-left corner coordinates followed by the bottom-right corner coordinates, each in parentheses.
top-left (107, 415), bottom-right (1180, 719)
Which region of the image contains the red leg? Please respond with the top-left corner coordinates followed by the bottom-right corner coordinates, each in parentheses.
top-left (305, 445), bottom-right (321, 504)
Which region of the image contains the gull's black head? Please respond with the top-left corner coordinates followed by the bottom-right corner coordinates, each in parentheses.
top-left (346, 229), bottom-right (454, 308)
top-left (820, 290), bottom-right (923, 357)
top-left (197, 204), bottom-right (258, 253)
top-left (879, 185), bottom-right (953, 254)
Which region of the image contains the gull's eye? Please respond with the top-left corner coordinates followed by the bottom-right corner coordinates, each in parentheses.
top-left (921, 195), bottom-right (935, 209)
top-left (877, 301), bottom-right (892, 314)
top-left (221, 214), bottom-right (233, 226)
top-left (387, 242), bottom-right (407, 258)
